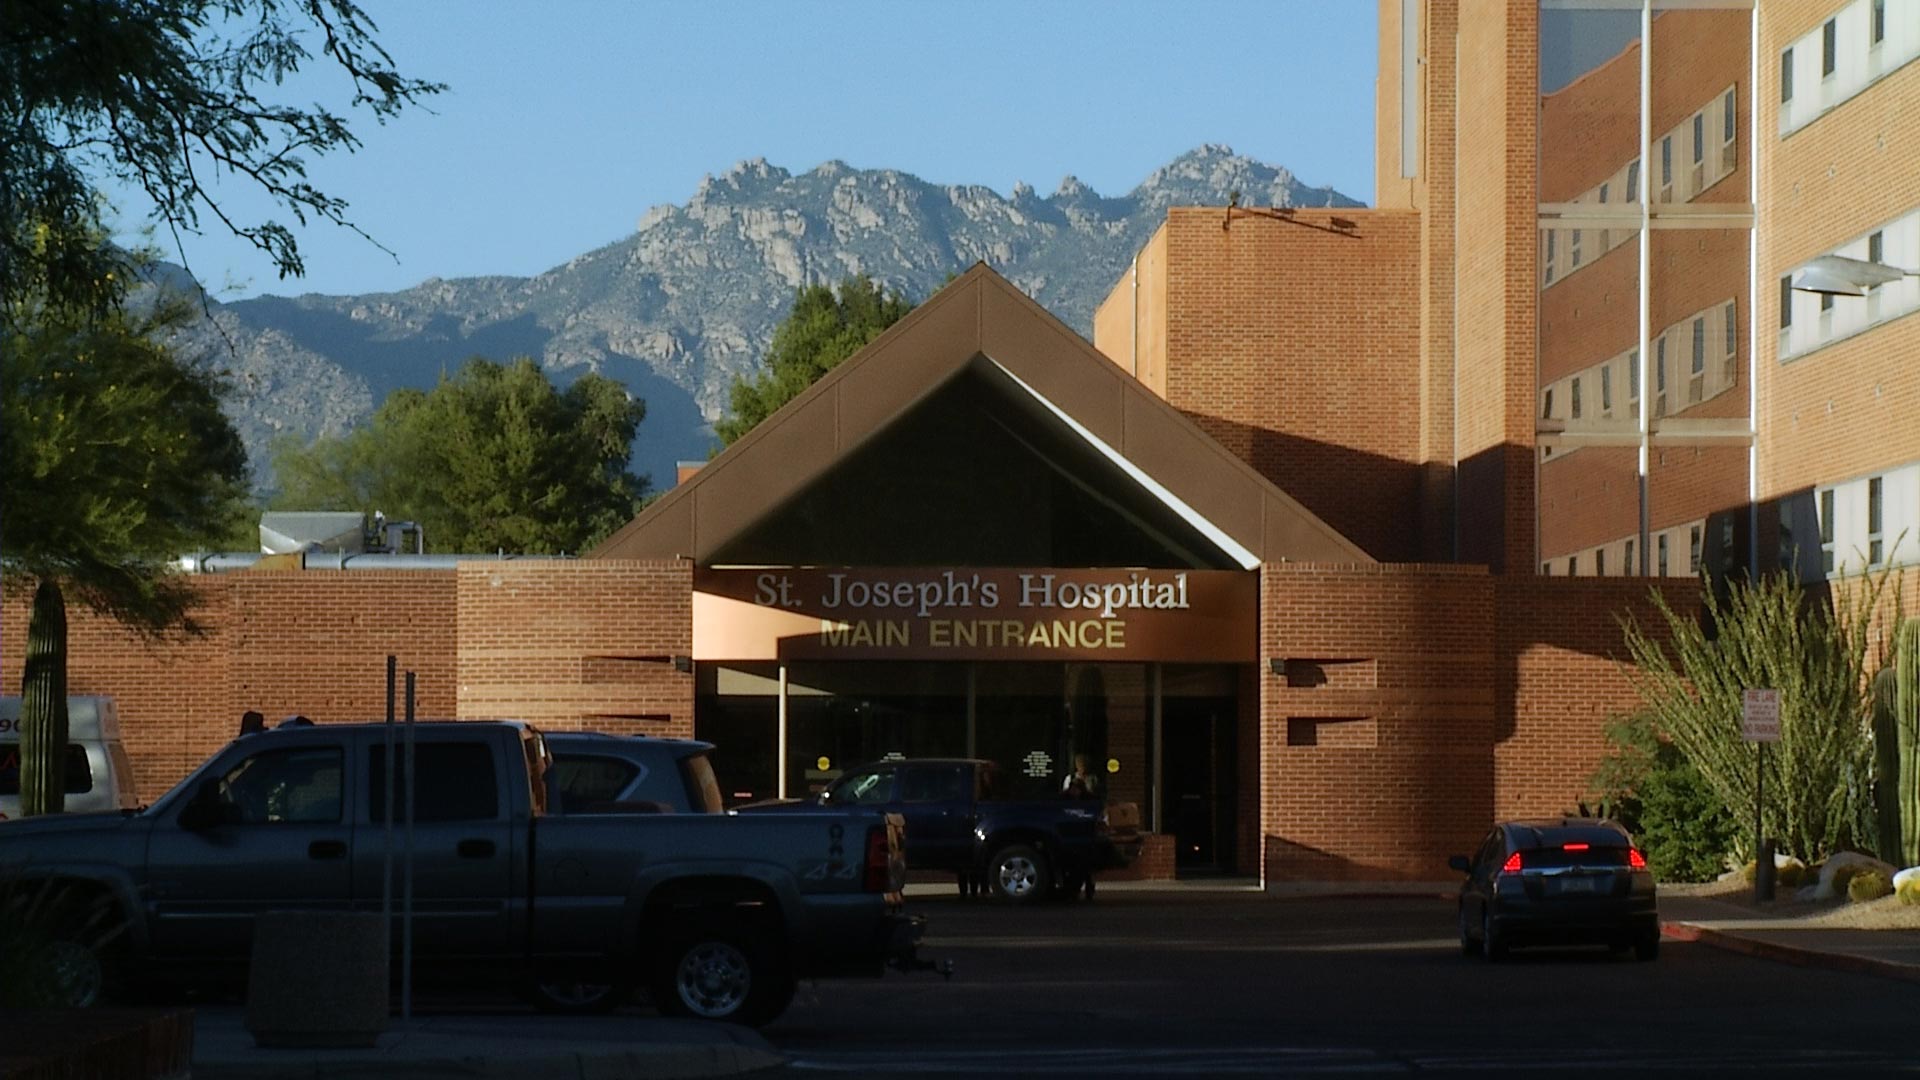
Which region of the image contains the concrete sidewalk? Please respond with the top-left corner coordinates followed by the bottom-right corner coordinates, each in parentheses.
top-left (190, 1007), bottom-right (784, 1080)
top-left (1659, 893), bottom-right (1920, 983)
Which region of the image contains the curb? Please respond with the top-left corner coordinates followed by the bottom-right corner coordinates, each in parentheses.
top-left (1662, 921), bottom-right (1920, 985)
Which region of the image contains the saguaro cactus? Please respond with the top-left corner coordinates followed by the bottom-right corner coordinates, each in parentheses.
top-left (19, 581), bottom-right (70, 817)
top-left (1876, 618), bottom-right (1920, 867)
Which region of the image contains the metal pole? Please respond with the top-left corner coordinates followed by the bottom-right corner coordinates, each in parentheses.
top-left (1636, 0), bottom-right (1654, 574)
top-left (776, 664), bottom-right (789, 800)
top-left (1754, 740), bottom-right (1772, 902)
top-left (382, 656), bottom-right (395, 966)
top-left (402, 671), bottom-right (417, 1022)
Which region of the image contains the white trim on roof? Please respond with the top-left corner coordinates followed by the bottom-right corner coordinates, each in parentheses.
top-left (987, 358), bottom-right (1261, 571)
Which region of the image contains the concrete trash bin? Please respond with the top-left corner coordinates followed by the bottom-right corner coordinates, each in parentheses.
top-left (245, 910), bottom-right (390, 1048)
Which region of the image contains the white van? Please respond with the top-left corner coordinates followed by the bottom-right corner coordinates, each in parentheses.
top-left (0, 695), bottom-right (139, 819)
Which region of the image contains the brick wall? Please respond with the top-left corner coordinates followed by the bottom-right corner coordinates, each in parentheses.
top-left (1150, 207), bottom-right (1427, 562)
top-left (456, 560), bottom-right (695, 737)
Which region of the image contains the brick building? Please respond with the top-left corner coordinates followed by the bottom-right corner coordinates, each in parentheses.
top-left (25, 2), bottom-right (1918, 884)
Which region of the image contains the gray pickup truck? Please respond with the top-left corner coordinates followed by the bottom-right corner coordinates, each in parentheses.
top-left (0, 720), bottom-right (923, 1025)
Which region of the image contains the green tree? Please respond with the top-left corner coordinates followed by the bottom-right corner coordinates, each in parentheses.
top-left (1588, 711), bottom-right (1740, 881)
top-left (2, 0), bottom-right (443, 319)
top-left (715, 275), bottom-right (914, 445)
top-left (271, 357), bottom-right (647, 554)
top-left (1620, 571), bottom-right (1900, 864)
top-left (2, 290), bottom-right (250, 812)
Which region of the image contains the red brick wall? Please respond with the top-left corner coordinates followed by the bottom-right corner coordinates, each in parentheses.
top-left (1157, 207), bottom-right (1428, 563)
top-left (456, 560), bottom-right (695, 738)
top-left (1, 572), bottom-right (458, 804)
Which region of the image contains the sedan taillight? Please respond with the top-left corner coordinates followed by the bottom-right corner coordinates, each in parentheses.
top-left (1500, 851), bottom-right (1523, 874)
top-left (1628, 847), bottom-right (1648, 870)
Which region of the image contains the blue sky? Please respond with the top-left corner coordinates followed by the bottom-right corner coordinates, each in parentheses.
top-left (110, 1), bottom-right (1379, 300)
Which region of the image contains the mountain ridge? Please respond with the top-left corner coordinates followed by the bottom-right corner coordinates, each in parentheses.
top-left (172, 145), bottom-right (1363, 489)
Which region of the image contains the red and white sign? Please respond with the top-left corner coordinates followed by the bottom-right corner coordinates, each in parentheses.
top-left (1742, 688), bottom-right (1781, 743)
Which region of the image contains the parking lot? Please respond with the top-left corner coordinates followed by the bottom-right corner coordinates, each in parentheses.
top-left (755, 890), bottom-right (1920, 1075)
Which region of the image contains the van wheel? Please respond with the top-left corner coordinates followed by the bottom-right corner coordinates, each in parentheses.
top-left (649, 924), bottom-right (794, 1027)
top-left (988, 844), bottom-right (1050, 904)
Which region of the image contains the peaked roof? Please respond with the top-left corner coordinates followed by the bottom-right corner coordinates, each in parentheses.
top-left (591, 263), bottom-right (1370, 566)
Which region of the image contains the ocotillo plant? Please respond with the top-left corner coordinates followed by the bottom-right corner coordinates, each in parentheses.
top-left (19, 581), bottom-right (70, 817)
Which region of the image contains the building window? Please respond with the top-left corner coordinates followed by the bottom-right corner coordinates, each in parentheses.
top-left (1626, 160), bottom-right (1640, 201)
top-left (1626, 538), bottom-right (1637, 575)
top-left (1821, 290), bottom-right (1836, 313)
top-left (1782, 47), bottom-right (1795, 103)
top-left (1724, 89), bottom-right (1736, 144)
top-left (1542, 387), bottom-right (1555, 420)
top-left (1545, 230), bottom-right (1556, 285)
top-left (1690, 525), bottom-right (1703, 574)
top-left (1655, 338), bottom-right (1668, 417)
top-left (1571, 377), bottom-right (1583, 419)
top-left (1658, 534), bottom-right (1670, 577)
top-left (1823, 19), bottom-right (1837, 77)
top-left (1875, 0), bottom-right (1887, 46)
top-left (1821, 488), bottom-right (1836, 574)
top-left (1597, 549), bottom-right (1608, 576)
top-left (1628, 349), bottom-right (1640, 404)
top-left (1571, 229), bottom-right (1582, 268)
top-left (1691, 319), bottom-right (1706, 375)
top-left (1693, 114), bottom-right (1704, 165)
top-left (1601, 365), bottom-right (1614, 414)
top-left (1780, 275), bottom-right (1794, 329)
top-left (1660, 136), bottom-right (1673, 199)
top-left (1569, 556), bottom-right (1578, 576)
top-left (1724, 301), bottom-right (1738, 357)
top-left (1870, 230), bottom-right (1885, 265)
top-left (1869, 476), bottom-right (1885, 565)
top-left (1598, 182), bottom-right (1609, 205)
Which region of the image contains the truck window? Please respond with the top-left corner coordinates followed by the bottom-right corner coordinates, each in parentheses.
top-left (370, 742), bottom-right (500, 822)
top-left (824, 767), bottom-right (894, 806)
top-left (218, 747), bottom-right (343, 824)
top-left (680, 753), bottom-right (724, 814)
top-left (900, 764), bottom-right (966, 803)
top-left (0, 744), bottom-right (93, 796)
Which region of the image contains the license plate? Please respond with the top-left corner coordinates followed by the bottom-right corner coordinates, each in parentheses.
top-left (1556, 875), bottom-right (1598, 894)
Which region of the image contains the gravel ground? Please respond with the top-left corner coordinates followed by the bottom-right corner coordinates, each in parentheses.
top-left (1665, 878), bottom-right (1920, 930)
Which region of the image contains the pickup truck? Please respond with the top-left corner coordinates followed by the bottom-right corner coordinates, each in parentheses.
top-left (0, 720), bottom-right (924, 1025)
top-left (747, 758), bottom-right (1141, 904)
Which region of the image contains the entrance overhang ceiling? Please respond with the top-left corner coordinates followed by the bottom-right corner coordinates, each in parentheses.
top-left (590, 263), bottom-right (1371, 567)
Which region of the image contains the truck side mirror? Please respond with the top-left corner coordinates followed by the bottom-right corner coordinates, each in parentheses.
top-left (179, 780), bottom-right (225, 831)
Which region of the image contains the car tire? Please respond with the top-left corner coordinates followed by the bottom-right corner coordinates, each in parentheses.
top-left (528, 975), bottom-right (631, 1014)
top-left (1458, 905), bottom-right (1477, 956)
top-left (987, 844), bottom-right (1050, 904)
top-left (1633, 935), bottom-right (1660, 962)
top-left (1480, 906), bottom-right (1508, 962)
top-left (649, 922), bottom-right (794, 1027)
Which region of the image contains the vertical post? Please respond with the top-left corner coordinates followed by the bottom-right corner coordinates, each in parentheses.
top-left (1150, 663), bottom-right (1164, 835)
top-left (1754, 740), bottom-right (1772, 902)
top-left (1636, 0), bottom-right (1654, 574)
top-left (382, 656), bottom-right (395, 964)
top-left (402, 671), bottom-right (417, 1022)
top-left (776, 663), bottom-right (789, 800)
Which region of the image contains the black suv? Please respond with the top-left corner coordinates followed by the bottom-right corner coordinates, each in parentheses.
top-left (1450, 818), bottom-right (1659, 962)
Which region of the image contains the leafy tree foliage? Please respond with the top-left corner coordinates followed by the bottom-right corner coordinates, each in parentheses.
top-left (271, 357), bottom-right (647, 554)
top-left (1589, 711), bottom-right (1740, 881)
top-left (716, 275), bottom-right (914, 445)
top-left (1, 290), bottom-right (250, 634)
top-left (2, 0), bottom-right (443, 318)
top-left (1619, 571), bottom-right (1901, 864)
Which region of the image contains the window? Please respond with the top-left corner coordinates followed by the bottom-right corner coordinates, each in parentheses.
top-left (825, 767), bottom-right (895, 806)
top-left (1571, 229), bottom-right (1583, 268)
top-left (1820, 488), bottom-right (1836, 574)
top-left (1780, 276), bottom-right (1794, 329)
top-left (1821, 290), bottom-right (1836, 313)
top-left (1541, 562), bottom-right (1551, 576)
top-left (1869, 476), bottom-right (1885, 565)
top-left (1724, 301), bottom-right (1738, 357)
top-left (900, 764), bottom-right (967, 803)
top-left (1875, 0), bottom-right (1887, 46)
top-left (0, 744), bottom-right (93, 796)
top-left (1660, 136), bottom-right (1673, 196)
top-left (551, 754), bottom-right (641, 813)
top-left (1542, 387), bottom-right (1555, 420)
top-left (1870, 231), bottom-right (1885, 265)
top-left (1545, 230), bottom-right (1556, 285)
top-left (1658, 534), bottom-right (1670, 577)
top-left (370, 742), bottom-right (500, 822)
top-left (1782, 47), bottom-right (1795, 103)
top-left (1655, 338), bottom-right (1668, 416)
top-left (218, 747), bottom-right (343, 825)
top-left (1690, 525), bottom-right (1703, 574)
top-left (1693, 114), bottom-right (1704, 165)
top-left (1596, 549), bottom-right (1608, 576)
top-left (1724, 89), bottom-right (1736, 144)
top-left (1599, 182), bottom-right (1609, 205)
top-left (1691, 318), bottom-right (1706, 375)
top-left (1628, 349), bottom-right (1640, 403)
top-left (1626, 160), bottom-right (1640, 201)
top-left (1601, 366), bottom-right (1614, 413)
top-left (1823, 19), bottom-right (1837, 77)
top-left (1571, 377), bottom-right (1583, 419)
top-left (1568, 556), bottom-right (1578, 576)
top-left (1625, 538), bottom-right (1637, 575)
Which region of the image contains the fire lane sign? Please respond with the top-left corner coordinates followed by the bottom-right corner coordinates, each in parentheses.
top-left (1742, 688), bottom-right (1781, 743)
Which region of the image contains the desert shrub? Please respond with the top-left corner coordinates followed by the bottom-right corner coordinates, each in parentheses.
top-left (1590, 712), bottom-right (1737, 881)
top-left (1831, 862), bottom-right (1868, 895)
top-left (1848, 870), bottom-right (1893, 903)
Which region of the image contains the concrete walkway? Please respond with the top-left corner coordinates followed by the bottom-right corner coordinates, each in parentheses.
top-left (1659, 893), bottom-right (1920, 984)
top-left (189, 1008), bottom-right (783, 1080)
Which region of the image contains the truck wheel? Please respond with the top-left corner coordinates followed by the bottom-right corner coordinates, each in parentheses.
top-left (649, 925), bottom-right (795, 1027)
top-left (988, 844), bottom-right (1050, 904)
top-left (43, 937), bottom-right (108, 1008)
top-left (529, 976), bottom-right (631, 1014)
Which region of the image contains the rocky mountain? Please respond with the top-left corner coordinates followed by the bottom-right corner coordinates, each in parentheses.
top-left (175, 145), bottom-right (1361, 489)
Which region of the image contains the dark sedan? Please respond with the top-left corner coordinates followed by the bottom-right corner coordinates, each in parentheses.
top-left (1450, 818), bottom-right (1659, 962)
